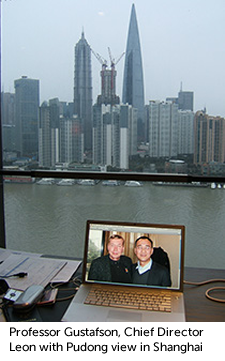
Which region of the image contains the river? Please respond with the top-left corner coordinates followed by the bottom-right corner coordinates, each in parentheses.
top-left (3, 181), bottom-right (225, 269)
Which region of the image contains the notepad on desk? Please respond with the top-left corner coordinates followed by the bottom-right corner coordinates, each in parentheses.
top-left (0, 248), bottom-right (81, 290)
top-left (50, 259), bottom-right (81, 283)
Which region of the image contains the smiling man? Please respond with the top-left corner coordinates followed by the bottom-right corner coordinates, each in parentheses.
top-left (88, 235), bottom-right (132, 283)
top-left (133, 236), bottom-right (171, 287)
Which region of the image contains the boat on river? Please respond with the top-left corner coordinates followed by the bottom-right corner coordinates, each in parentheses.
top-left (102, 180), bottom-right (120, 186)
top-left (57, 179), bottom-right (75, 186)
top-left (124, 180), bottom-right (143, 187)
top-left (153, 181), bottom-right (209, 188)
top-left (78, 179), bottom-right (95, 186)
top-left (36, 178), bottom-right (55, 185)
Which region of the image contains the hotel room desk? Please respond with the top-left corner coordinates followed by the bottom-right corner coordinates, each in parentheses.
top-left (183, 267), bottom-right (225, 322)
top-left (37, 266), bottom-right (225, 322)
top-left (1, 266), bottom-right (225, 322)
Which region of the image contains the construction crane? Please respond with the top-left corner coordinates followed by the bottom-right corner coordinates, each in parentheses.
top-left (91, 48), bottom-right (108, 91)
top-left (91, 48), bottom-right (108, 69)
top-left (108, 47), bottom-right (125, 68)
top-left (108, 47), bottom-right (125, 90)
top-left (91, 47), bottom-right (125, 105)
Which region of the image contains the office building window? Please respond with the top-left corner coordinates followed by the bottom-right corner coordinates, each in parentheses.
top-left (1, 1), bottom-right (225, 270)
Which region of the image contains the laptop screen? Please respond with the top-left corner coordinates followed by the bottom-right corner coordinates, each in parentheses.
top-left (83, 220), bottom-right (185, 291)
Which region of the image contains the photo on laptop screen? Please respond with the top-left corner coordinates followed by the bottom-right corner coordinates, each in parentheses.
top-left (83, 221), bottom-right (185, 291)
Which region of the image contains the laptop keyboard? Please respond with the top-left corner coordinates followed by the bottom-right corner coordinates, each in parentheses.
top-left (84, 285), bottom-right (171, 312)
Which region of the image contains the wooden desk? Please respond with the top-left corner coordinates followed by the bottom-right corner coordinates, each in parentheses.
top-left (184, 267), bottom-right (225, 322)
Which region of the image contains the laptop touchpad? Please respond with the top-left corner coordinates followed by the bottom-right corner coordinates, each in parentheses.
top-left (107, 310), bottom-right (142, 322)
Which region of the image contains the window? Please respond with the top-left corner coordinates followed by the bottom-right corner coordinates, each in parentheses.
top-left (1, 1), bottom-right (225, 270)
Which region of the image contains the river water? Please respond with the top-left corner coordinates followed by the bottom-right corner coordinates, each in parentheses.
top-left (3, 181), bottom-right (225, 269)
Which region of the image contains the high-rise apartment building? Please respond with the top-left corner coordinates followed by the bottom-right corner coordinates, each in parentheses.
top-left (2, 125), bottom-right (16, 153)
top-left (14, 76), bottom-right (39, 157)
top-left (120, 104), bottom-right (138, 169)
top-left (92, 104), bottom-right (113, 166)
top-left (194, 111), bottom-right (225, 164)
top-left (39, 98), bottom-right (83, 167)
top-left (39, 99), bottom-right (61, 168)
top-left (1, 92), bottom-right (15, 125)
top-left (74, 31), bottom-right (92, 152)
top-left (49, 98), bottom-right (61, 166)
top-left (178, 110), bottom-right (194, 155)
top-left (39, 102), bottom-right (51, 168)
top-left (92, 103), bottom-right (137, 169)
top-left (148, 101), bottom-right (178, 158)
top-left (122, 4), bottom-right (145, 140)
top-left (60, 115), bottom-right (84, 164)
top-left (120, 104), bottom-right (137, 157)
top-left (1, 92), bottom-right (16, 153)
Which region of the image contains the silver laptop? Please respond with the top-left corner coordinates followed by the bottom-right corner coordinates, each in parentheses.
top-left (62, 220), bottom-right (186, 322)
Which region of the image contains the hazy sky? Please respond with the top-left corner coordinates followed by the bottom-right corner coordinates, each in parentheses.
top-left (2, 0), bottom-right (225, 116)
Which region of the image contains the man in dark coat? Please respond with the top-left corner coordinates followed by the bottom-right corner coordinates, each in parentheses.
top-left (88, 235), bottom-right (132, 283)
top-left (132, 236), bottom-right (171, 287)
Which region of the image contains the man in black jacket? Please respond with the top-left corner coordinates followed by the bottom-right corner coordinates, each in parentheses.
top-left (132, 236), bottom-right (171, 287)
top-left (88, 235), bottom-right (132, 283)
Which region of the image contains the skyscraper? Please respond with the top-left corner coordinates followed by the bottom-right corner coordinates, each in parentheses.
top-left (122, 4), bottom-right (145, 140)
top-left (166, 84), bottom-right (194, 111)
top-left (39, 101), bottom-right (51, 168)
top-left (194, 111), bottom-right (225, 165)
top-left (38, 98), bottom-right (61, 168)
top-left (74, 31), bottom-right (92, 152)
top-left (1, 92), bottom-right (15, 125)
top-left (14, 76), bottom-right (39, 157)
top-left (148, 101), bottom-right (178, 158)
top-left (97, 68), bottom-right (120, 106)
top-left (60, 115), bottom-right (84, 164)
top-left (178, 90), bottom-right (194, 111)
top-left (178, 110), bottom-right (194, 155)
top-left (92, 103), bottom-right (137, 169)
top-left (1, 92), bottom-right (16, 153)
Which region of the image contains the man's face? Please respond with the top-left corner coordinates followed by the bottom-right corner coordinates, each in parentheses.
top-left (107, 237), bottom-right (124, 261)
top-left (134, 238), bottom-right (153, 266)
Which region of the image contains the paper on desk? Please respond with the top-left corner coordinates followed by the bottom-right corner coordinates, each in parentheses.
top-left (0, 247), bottom-right (42, 263)
top-left (0, 254), bottom-right (66, 291)
top-left (50, 259), bottom-right (82, 283)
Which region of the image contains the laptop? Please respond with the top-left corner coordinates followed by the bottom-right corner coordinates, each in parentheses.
top-left (62, 220), bottom-right (186, 322)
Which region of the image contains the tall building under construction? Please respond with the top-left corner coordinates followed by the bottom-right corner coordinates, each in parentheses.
top-left (122, 4), bottom-right (145, 140)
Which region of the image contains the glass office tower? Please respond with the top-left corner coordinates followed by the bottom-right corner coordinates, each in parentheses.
top-left (122, 4), bottom-right (145, 140)
top-left (14, 76), bottom-right (39, 158)
top-left (74, 31), bottom-right (92, 152)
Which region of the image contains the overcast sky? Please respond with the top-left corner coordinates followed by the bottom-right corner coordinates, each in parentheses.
top-left (2, 0), bottom-right (225, 116)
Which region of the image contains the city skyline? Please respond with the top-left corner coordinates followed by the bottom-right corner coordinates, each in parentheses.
top-left (2, 0), bottom-right (225, 117)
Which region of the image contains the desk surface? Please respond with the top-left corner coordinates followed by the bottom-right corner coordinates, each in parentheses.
top-left (1, 266), bottom-right (225, 322)
top-left (184, 267), bottom-right (225, 322)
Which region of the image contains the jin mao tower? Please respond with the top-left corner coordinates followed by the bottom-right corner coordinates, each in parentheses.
top-left (74, 31), bottom-right (92, 152)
